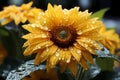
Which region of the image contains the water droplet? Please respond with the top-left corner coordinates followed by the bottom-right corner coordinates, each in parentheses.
top-left (46, 47), bottom-right (49, 52)
top-left (59, 58), bottom-right (61, 60)
top-left (43, 21), bottom-right (46, 23)
top-left (37, 46), bottom-right (41, 49)
top-left (41, 34), bottom-right (47, 38)
top-left (31, 24), bottom-right (35, 27)
top-left (55, 52), bottom-right (59, 57)
top-left (62, 58), bottom-right (64, 60)
top-left (66, 59), bottom-right (70, 63)
top-left (46, 44), bottom-right (49, 47)
top-left (85, 44), bottom-right (88, 47)
top-left (77, 49), bottom-right (81, 54)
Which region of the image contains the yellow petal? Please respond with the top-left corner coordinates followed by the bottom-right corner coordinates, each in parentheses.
top-left (64, 49), bottom-right (71, 63)
top-left (23, 38), bottom-right (48, 47)
top-left (34, 51), bottom-right (43, 65)
top-left (14, 15), bottom-right (21, 25)
top-left (60, 60), bottom-right (67, 73)
top-left (58, 49), bottom-right (64, 60)
top-left (24, 41), bottom-right (53, 56)
top-left (82, 51), bottom-right (94, 64)
top-left (35, 45), bottom-right (58, 64)
top-left (68, 60), bottom-right (78, 77)
top-left (79, 37), bottom-right (101, 50)
top-left (69, 47), bottom-right (81, 62)
top-left (22, 33), bottom-right (49, 39)
top-left (1, 18), bottom-right (12, 25)
top-left (49, 56), bottom-right (59, 68)
top-left (77, 40), bottom-right (96, 55)
top-left (21, 1), bottom-right (33, 10)
top-left (79, 57), bottom-right (88, 70)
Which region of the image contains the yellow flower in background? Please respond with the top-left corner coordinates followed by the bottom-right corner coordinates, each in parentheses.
top-left (0, 44), bottom-right (7, 64)
top-left (100, 26), bottom-right (120, 54)
top-left (22, 69), bottom-right (59, 80)
top-left (0, 2), bottom-right (42, 25)
top-left (22, 4), bottom-right (104, 76)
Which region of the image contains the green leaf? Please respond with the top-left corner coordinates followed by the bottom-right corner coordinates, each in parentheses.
top-left (0, 28), bottom-right (9, 36)
top-left (96, 46), bottom-right (120, 62)
top-left (95, 46), bottom-right (120, 71)
top-left (90, 8), bottom-right (109, 20)
top-left (96, 57), bottom-right (114, 71)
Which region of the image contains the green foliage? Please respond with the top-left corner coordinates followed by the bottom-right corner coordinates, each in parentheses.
top-left (96, 58), bottom-right (114, 71)
top-left (90, 8), bottom-right (109, 20)
top-left (0, 27), bottom-right (9, 36)
top-left (96, 47), bottom-right (120, 71)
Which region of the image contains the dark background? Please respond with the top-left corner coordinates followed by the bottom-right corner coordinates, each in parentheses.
top-left (0, 0), bottom-right (120, 18)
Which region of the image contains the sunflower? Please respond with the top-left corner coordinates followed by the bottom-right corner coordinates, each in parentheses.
top-left (22, 4), bottom-right (104, 76)
top-left (0, 2), bottom-right (42, 25)
top-left (99, 26), bottom-right (120, 54)
top-left (22, 69), bottom-right (59, 80)
top-left (0, 44), bottom-right (7, 64)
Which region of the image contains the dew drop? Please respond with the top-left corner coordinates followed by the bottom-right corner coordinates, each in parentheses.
top-left (43, 21), bottom-right (46, 23)
top-left (62, 58), bottom-right (64, 60)
top-left (41, 34), bottom-right (47, 38)
top-left (77, 30), bottom-right (83, 35)
top-left (66, 59), bottom-right (70, 63)
top-left (46, 47), bottom-right (49, 52)
top-left (59, 58), bottom-right (61, 60)
top-left (55, 52), bottom-right (59, 57)
top-left (44, 26), bottom-right (48, 30)
top-left (37, 46), bottom-right (41, 49)
top-left (77, 49), bottom-right (81, 54)
top-left (31, 24), bottom-right (35, 27)
top-left (46, 44), bottom-right (49, 47)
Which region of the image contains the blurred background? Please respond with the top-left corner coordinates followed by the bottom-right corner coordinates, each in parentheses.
top-left (0, 0), bottom-right (120, 80)
top-left (0, 0), bottom-right (120, 34)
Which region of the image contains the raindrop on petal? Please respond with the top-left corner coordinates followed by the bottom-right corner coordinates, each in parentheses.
top-left (55, 52), bottom-right (59, 57)
top-left (77, 49), bottom-right (81, 54)
top-left (66, 59), bottom-right (70, 63)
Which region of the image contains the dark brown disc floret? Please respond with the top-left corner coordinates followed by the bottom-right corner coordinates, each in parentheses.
top-left (50, 26), bottom-right (77, 48)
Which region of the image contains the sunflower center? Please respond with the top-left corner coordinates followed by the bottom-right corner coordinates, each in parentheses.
top-left (59, 30), bottom-right (68, 39)
top-left (50, 26), bottom-right (77, 48)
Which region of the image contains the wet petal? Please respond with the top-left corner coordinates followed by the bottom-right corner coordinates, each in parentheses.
top-left (69, 47), bottom-right (81, 62)
top-left (76, 40), bottom-right (96, 55)
top-left (22, 33), bottom-right (49, 39)
top-left (60, 60), bottom-right (67, 73)
top-left (79, 57), bottom-right (88, 70)
top-left (68, 60), bottom-right (78, 77)
top-left (82, 51), bottom-right (94, 64)
top-left (24, 41), bottom-right (53, 56)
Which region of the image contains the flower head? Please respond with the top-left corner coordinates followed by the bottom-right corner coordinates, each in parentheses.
top-left (22, 4), bottom-right (104, 76)
top-left (100, 26), bottom-right (120, 54)
top-left (0, 2), bottom-right (42, 25)
top-left (22, 69), bottom-right (58, 80)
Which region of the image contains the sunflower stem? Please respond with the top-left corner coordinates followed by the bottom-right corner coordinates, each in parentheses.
top-left (76, 65), bottom-right (84, 80)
